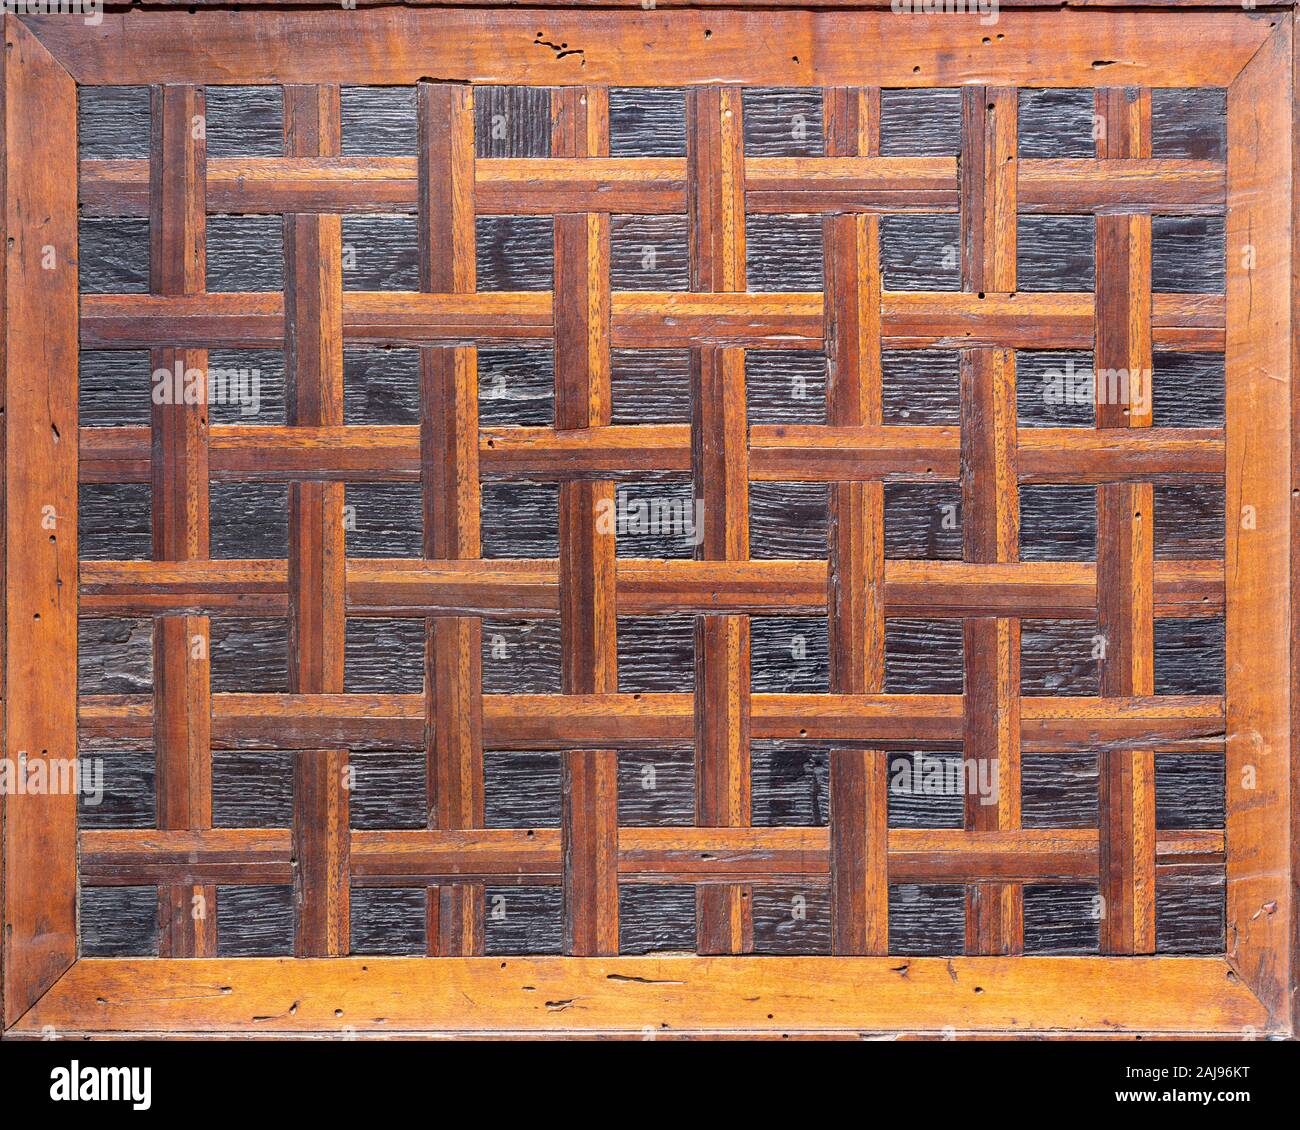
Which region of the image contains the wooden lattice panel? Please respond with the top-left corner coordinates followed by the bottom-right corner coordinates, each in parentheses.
top-left (1, 6), bottom-right (1293, 1038)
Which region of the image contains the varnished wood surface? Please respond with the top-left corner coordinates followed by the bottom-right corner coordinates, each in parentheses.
top-left (0, 15), bottom-right (80, 1028)
top-left (1, 5), bottom-right (1291, 1039)
top-left (8, 955), bottom-right (1271, 1036)
top-left (25, 10), bottom-right (1274, 87)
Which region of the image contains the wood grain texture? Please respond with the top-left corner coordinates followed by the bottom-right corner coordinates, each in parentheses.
top-left (553, 87), bottom-right (619, 956)
top-left (283, 85), bottom-right (350, 957)
top-left (8, 955), bottom-right (1269, 1036)
top-left (9, 2), bottom-right (1292, 1039)
top-left (1, 15), bottom-right (79, 1027)
top-left (1224, 22), bottom-right (1292, 1027)
top-left (149, 83), bottom-right (217, 959)
top-left (1094, 88), bottom-right (1157, 957)
top-left (26, 10), bottom-right (1272, 88)
top-left (959, 86), bottom-right (1022, 957)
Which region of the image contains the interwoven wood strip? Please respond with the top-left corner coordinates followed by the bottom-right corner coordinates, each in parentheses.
top-left (74, 78), bottom-right (1232, 962)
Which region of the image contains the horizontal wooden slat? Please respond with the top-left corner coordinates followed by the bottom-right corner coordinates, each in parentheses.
top-left (77, 557), bottom-right (1223, 619)
top-left (1017, 159), bottom-right (1224, 213)
top-left (30, 9), bottom-right (1271, 87)
top-left (80, 155), bottom-right (1222, 218)
top-left (80, 826), bottom-right (1225, 887)
top-left (79, 422), bottom-right (1224, 483)
top-left (78, 692), bottom-right (1224, 753)
top-left (8, 954), bottom-right (1270, 1035)
top-left (80, 291), bottom-right (1223, 351)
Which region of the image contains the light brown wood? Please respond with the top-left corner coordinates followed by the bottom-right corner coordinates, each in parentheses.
top-left (1225, 20), bottom-right (1293, 1026)
top-left (3, 3), bottom-right (1293, 1041)
top-left (26, 9), bottom-right (1271, 87)
top-left (0, 14), bottom-right (79, 1028)
top-left (7, 956), bottom-right (1270, 1036)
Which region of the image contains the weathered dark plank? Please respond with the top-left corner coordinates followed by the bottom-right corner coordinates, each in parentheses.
top-left (611, 349), bottom-right (691, 424)
top-left (617, 615), bottom-right (695, 692)
top-left (745, 214), bottom-right (824, 291)
top-left (882, 349), bottom-right (960, 424)
top-left (1020, 619), bottom-right (1101, 696)
top-left (1021, 753), bottom-right (1098, 828)
top-left (342, 215), bottom-right (419, 290)
top-left (880, 214), bottom-right (961, 290)
top-left (216, 885), bottom-right (295, 956)
top-left (351, 888), bottom-right (426, 954)
top-left (746, 350), bottom-right (827, 425)
top-left (750, 481), bottom-right (828, 559)
top-left (753, 886), bottom-right (831, 954)
top-left (1155, 865), bottom-right (1224, 954)
top-left (1151, 215), bottom-right (1224, 293)
top-left (483, 886), bottom-right (563, 955)
top-left (346, 482), bottom-right (424, 557)
top-left (1017, 215), bottom-right (1095, 292)
top-left (207, 214), bottom-right (284, 291)
top-left (341, 86), bottom-right (417, 155)
top-left (213, 750), bottom-right (293, 827)
top-left (879, 89), bottom-right (962, 157)
top-left (1019, 484), bottom-right (1097, 561)
top-left (1150, 87), bottom-right (1226, 161)
top-left (481, 618), bottom-right (562, 694)
top-left (80, 886), bottom-right (159, 957)
top-left (750, 615), bottom-right (830, 694)
top-left (610, 215), bottom-right (689, 290)
top-left (79, 617), bottom-right (153, 693)
top-left (1016, 351), bottom-right (1095, 428)
top-left (79, 86), bottom-right (150, 159)
top-left (752, 742), bottom-right (828, 827)
top-left (888, 884), bottom-right (966, 955)
top-left (484, 750), bottom-right (562, 828)
top-left (349, 751), bottom-right (426, 830)
top-left (209, 617), bottom-right (290, 693)
top-left (478, 347), bottom-right (555, 426)
top-left (1018, 89), bottom-right (1094, 159)
top-left (619, 886), bottom-right (695, 954)
top-left (743, 88), bottom-right (824, 157)
top-left (884, 483), bottom-right (962, 559)
top-left (1023, 884), bottom-right (1100, 954)
top-left (78, 749), bottom-right (156, 830)
top-left (474, 86), bottom-right (551, 159)
top-left (79, 218), bottom-right (150, 294)
top-left (609, 88), bottom-right (687, 158)
top-left (476, 216), bottom-right (553, 290)
top-left (210, 483), bottom-right (289, 558)
top-left (1151, 351), bottom-right (1224, 427)
top-left (480, 482), bottom-right (559, 557)
top-left (617, 748), bottom-right (695, 827)
top-left (1153, 616), bottom-right (1225, 695)
top-left (884, 619), bottom-right (963, 694)
top-left (204, 86), bottom-right (284, 157)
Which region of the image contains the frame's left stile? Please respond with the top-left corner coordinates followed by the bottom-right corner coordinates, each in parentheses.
top-left (0, 13), bottom-right (80, 1030)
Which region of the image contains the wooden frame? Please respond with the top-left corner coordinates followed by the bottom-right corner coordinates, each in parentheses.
top-left (1, 5), bottom-right (1293, 1038)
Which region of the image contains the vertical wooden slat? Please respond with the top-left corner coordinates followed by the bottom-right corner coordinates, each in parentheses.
top-left (1225, 24), bottom-right (1292, 1022)
top-left (283, 84), bottom-right (349, 958)
top-left (418, 81), bottom-right (485, 956)
top-left (688, 86), bottom-right (752, 954)
top-left (1094, 87), bottom-right (1157, 955)
top-left (823, 87), bottom-right (888, 956)
top-left (553, 87), bottom-right (619, 956)
top-left (149, 83), bottom-right (216, 958)
top-left (0, 16), bottom-right (78, 1026)
top-left (960, 87), bottom-right (1023, 956)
